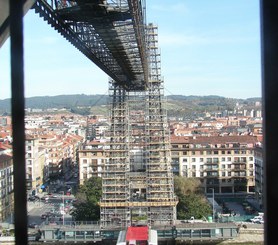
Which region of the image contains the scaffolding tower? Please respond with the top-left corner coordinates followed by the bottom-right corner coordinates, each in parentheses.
top-left (100, 24), bottom-right (177, 228)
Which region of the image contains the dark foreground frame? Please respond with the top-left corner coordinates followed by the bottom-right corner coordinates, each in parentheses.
top-left (6, 0), bottom-right (278, 244)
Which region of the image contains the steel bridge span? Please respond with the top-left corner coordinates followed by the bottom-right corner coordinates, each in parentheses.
top-left (1, 0), bottom-right (148, 90)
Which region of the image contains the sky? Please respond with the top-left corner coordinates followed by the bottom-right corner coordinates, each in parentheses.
top-left (0, 0), bottom-right (262, 100)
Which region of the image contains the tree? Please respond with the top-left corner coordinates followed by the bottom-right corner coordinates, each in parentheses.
top-left (177, 193), bottom-right (212, 220)
top-left (174, 176), bottom-right (212, 220)
top-left (70, 177), bottom-right (102, 221)
top-left (174, 176), bottom-right (202, 196)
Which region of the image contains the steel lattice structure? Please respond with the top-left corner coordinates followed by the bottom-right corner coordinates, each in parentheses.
top-left (32, 0), bottom-right (148, 90)
top-left (100, 24), bottom-right (177, 228)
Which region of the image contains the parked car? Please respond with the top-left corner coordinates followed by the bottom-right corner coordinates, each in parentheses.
top-left (28, 196), bottom-right (36, 201)
top-left (250, 216), bottom-right (264, 223)
top-left (41, 196), bottom-right (49, 201)
top-left (41, 214), bottom-right (47, 219)
top-left (28, 223), bottom-right (38, 229)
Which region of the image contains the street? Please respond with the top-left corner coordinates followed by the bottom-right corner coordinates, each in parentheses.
top-left (27, 194), bottom-right (74, 231)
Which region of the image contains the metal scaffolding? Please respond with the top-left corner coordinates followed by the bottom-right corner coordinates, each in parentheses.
top-left (146, 24), bottom-right (177, 225)
top-left (100, 24), bottom-right (177, 228)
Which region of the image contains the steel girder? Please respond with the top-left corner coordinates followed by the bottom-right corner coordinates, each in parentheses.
top-left (32, 0), bottom-right (148, 91)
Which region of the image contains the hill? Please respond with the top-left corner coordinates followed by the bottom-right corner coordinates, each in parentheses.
top-left (0, 94), bottom-right (261, 116)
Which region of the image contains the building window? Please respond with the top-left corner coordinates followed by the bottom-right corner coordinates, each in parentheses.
top-left (222, 172), bottom-right (225, 177)
top-left (182, 158), bottom-right (188, 162)
top-left (213, 158), bottom-right (219, 163)
top-left (192, 158), bottom-right (196, 162)
top-left (200, 158), bottom-right (204, 162)
top-left (221, 157), bottom-right (225, 162)
top-left (172, 152), bottom-right (179, 156)
top-left (182, 152), bottom-right (187, 155)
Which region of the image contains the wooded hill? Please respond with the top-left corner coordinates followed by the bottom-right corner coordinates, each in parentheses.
top-left (0, 94), bottom-right (261, 116)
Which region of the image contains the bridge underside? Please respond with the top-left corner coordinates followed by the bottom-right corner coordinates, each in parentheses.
top-left (1, 0), bottom-right (148, 90)
top-left (32, 0), bottom-right (148, 91)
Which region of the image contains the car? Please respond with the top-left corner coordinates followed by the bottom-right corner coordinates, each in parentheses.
top-left (250, 216), bottom-right (264, 223)
top-left (41, 214), bottom-right (47, 219)
top-left (28, 223), bottom-right (38, 229)
top-left (28, 196), bottom-right (36, 201)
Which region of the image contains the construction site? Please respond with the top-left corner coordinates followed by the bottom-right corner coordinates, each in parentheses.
top-left (100, 24), bottom-right (178, 228)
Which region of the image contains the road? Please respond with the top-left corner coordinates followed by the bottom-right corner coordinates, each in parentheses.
top-left (27, 195), bottom-right (74, 231)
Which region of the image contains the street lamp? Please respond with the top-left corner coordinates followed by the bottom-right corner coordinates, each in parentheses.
top-left (209, 188), bottom-right (215, 222)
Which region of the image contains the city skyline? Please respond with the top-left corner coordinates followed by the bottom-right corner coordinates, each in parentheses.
top-left (0, 0), bottom-right (261, 100)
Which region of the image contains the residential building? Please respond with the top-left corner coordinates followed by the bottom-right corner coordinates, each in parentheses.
top-left (78, 140), bottom-right (107, 185)
top-left (170, 135), bottom-right (258, 194)
top-left (254, 144), bottom-right (264, 208)
top-left (25, 135), bottom-right (45, 196)
top-left (0, 154), bottom-right (13, 222)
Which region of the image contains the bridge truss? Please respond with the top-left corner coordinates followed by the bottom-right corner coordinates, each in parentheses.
top-left (32, 0), bottom-right (148, 90)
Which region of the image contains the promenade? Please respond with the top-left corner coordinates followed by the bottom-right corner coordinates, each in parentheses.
top-left (220, 223), bottom-right (264, 244)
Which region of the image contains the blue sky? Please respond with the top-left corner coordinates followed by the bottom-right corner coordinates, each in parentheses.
top-left (0, 0), bottom-right (261, 100)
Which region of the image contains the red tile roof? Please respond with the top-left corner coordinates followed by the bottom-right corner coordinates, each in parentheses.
top-left (170, 135), bottom-right (258, 145)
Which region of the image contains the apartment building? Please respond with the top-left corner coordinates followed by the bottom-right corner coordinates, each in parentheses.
top-left (39, 134), bottom-right (64, 180)
top-left (170, 135), bottom-right (258, 194)
top-left (254, 144), bottom-right (264, 208)
top-left (0, 154), bottom-right (13, 222)
top-left (78, 140), bottom-right (107, 185)
top-left (0, 142), bottom-right (12, 156)
top-left (62, 134), bottom-right (84, 181)
top-left (25, 135), bottom-right (46, 195)
top-left (0, 116), bottom-right (12, 127)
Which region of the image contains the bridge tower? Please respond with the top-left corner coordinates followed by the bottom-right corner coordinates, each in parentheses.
top-left (100, 24), bottom-right (177, 228)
